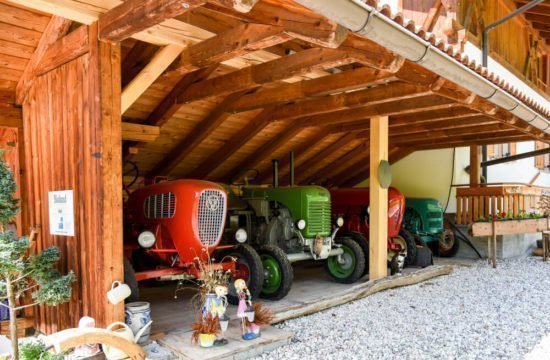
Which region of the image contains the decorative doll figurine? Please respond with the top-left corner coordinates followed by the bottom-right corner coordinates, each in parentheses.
top-left (234, 279), bottom-right (258, 340)
top-left (211, 284), bottom-right (229, 346)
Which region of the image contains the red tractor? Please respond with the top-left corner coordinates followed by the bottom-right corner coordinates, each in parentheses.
top-left (123, 179), bottom-right (263, 303)
top-left (330, 187), bottom-right (418, 274)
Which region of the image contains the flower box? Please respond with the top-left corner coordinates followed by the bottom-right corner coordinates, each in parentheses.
top-left (470, 218), bottom-right (549, 237)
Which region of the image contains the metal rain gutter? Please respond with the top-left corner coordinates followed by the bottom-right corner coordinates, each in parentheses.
top-left (292, 0), bottom-right (550, 135)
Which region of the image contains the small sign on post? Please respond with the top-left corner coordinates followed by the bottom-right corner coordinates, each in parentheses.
top-left (48, 190), bottom-right (75, 236)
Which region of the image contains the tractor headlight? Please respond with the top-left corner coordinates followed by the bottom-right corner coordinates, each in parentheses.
top-left (235, 228), bottom-right (247, 243)
top-left (296, 219), bottom-right (306, 230)
top-left (335, 217), bottom-right (344, 227)
top-left (137, 231), bottom-right (156, 249)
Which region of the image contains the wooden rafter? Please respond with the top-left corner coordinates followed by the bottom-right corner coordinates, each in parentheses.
top-left (225, 122), bottom-right (304, 183)
top-left (394, 129), bottom-right (523, 147)
top-left (229, 67), bottom-right (396, 113)
top-left (16, 16), bottom-right (72, 104)
top-left (256, 131), bottom-right (332, 184)
top-left (121, 122), bottom-right (160, 142)
top-left (293, 132), bottom-right (358, 183)
top-left (148, 90), bottom-right (249, 176)
top-left (121, 42), bottom-right (160, 87)
top-left (121, 44), bottom-right (184, 113)
top-left (188, 108), bottom-right (275, 178)
top-left (98, 0), bottom-right (205, 42)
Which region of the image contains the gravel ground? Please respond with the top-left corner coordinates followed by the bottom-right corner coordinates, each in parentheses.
top-left (256, 258), bottom-right (550, 360)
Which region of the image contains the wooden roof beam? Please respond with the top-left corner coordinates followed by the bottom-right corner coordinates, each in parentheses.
top-left (300, 95), bottom-right (457, 128)
top-left (303, 142), bottom-right (369, 185)
top-left (121, 122), bottom-right (160, 142)
top-left (394, 129), bottom-right (523, 147)
top-left (411, 136), bottom-right (536, 150)
top-left (206, 0), bottom-right (349, 48)
top-left (98, 0), bottom-right (205, 42)
top-left (268, 82), bottom-right (430, 123)
top-left (121, 44), bottom-right (184, 113)
top-left (229, 67), bottom-right (397, 113)
top-left (147, 46), bottom-right (342, 127)
top-left (148, 90), bottom-right (249, 176)
top-left (121, 42), bottom-right (160, 87)
top-left (225, 122), bottom-right (304, 183)
top-left (188, 108), bottom-right (275, 178)
top-left (16, 16), bottom-right (72, 104)
top-left (256, 131), bottom-right (333, 185)
top-left (293, 132), bottom-right (358, 184)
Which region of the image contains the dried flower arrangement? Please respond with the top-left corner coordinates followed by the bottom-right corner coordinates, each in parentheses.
top-left (245, 303), bottom-right (275, 327)
top-left (191, 313), bottom-right (220, 344)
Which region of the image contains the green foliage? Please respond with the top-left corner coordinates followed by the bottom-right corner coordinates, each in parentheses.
top-left (0, 151), bottom-right (18, 227)
top-left (19, 340), bottom-right (65, 360)
top-left (477, 210), bottom-right (544, 222)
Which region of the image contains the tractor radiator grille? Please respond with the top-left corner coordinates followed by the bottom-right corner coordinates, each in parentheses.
top-left (144, 192), bottom-right (175, 219)
top-left (308, 201), bottom-right (331, 235)
top-left (197, 189), bottom-right (226, 247)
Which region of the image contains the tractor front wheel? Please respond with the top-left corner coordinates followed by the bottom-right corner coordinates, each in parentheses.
top-left (438, 229), bottom-right (460, 257)
top-left (223, 244), bottom-right (264, 305)
top-left (123, 257), bottom-right (140, 303)
top-left (389, 229), bottom-right (417, 267)
top-left (325, 237), bottom-right (365, 284)
top-left (259, 245), bottom-right (293, 301)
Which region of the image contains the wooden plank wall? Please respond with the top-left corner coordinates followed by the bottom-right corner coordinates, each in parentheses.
top-left (21, 24), bottom-right (123, 333)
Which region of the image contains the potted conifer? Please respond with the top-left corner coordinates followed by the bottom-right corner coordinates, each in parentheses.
top-left (0, 154), bottom-right (74, 360)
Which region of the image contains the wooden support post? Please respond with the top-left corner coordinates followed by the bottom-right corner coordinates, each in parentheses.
top-left (470, 145), bottom-right (480, 187)
top-left (369, 115), bottom-right (388, 280)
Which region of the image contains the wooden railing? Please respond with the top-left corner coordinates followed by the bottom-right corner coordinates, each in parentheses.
top-left (455, 183), bottom-right (549, 225)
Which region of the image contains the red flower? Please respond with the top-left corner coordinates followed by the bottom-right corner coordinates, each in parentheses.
top-left (501, 212), bottom-right (507, 217)
top-left (492, 215), bottom-right (498, 221)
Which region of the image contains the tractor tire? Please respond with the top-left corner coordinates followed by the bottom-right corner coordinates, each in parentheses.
top-left (398, 228), bottom-right (417, 267)
top-left (413, 235), bottom-right (427, 247)
top-left (438, 229), bottom-right (460, 257)
top-left (325, 237), bottom-right (366, 284)
top-left (123, 257), bottom-right (140, 303)
top-left (338, 231), bottom-right (369, 277)
top-left (258, 245), bottom-right (293, 301)
top-left (222, 244), bottom-right (264, 305)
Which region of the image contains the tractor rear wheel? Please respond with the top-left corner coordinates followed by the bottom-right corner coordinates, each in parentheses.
top-left (392, 229), bottom-right (417, 267)
top-left (325, 237), bottom-right (366, 284)
top-left (438, 229), bottom-right (460, 257)
top-left (338, 232), bottom-right (369, 277)
top-left (259, 245), bottom-right (293, 300)
top-left (123, 257), bottom-right (140, 303)
top-left (223, 244), bottom-right (264, 305)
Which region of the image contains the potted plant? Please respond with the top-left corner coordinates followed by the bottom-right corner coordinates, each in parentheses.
top-left (191, 313), bottom-right (220, 348)
top-left (0, 155), bottom-right (74, 360)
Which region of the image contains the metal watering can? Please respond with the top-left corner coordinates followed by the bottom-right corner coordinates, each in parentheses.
top-left (103, 321), bottom-right (152, 360)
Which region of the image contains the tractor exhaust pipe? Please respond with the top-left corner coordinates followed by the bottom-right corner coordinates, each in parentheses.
top-left (272, 159), bottom-right (279, 188)
top-left (289, 151), bottom-right (295, 187)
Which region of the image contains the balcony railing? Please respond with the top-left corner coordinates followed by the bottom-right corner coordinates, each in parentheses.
top-left (455, 183), bottom-right (549, 225)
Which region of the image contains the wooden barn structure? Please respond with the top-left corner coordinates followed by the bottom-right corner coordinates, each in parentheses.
top-left (0, 0), bottom-right (548, 333)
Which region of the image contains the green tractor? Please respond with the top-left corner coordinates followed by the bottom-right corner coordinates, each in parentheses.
top-left (402, 198), bottom-right (460, 257)
top-left (222, 156), bottom-right (366, 301)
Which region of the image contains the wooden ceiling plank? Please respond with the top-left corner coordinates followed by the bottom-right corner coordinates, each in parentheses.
top-left (175, 47), bottom-right (351, 105)
top-left (308, 142), bottom-right (368, 185)
top-left (0, 39), bottom-right (36, 59)
top-left (230, 67), bottom-right (396, 112)
top-left (98, 0), bottom-right (205, 42)
top-left (121, 44), bottom-right (184, 113)
top-left (167, 23), bottom-right (291, 76)
top-left (301, 95), bottom-right (457, 128)
top-left (226, 122), bottom-right (304, 183)
top-left (267, 82), bottom-right (430, 123)
top-left (0, 107), bottom-right (22, 128)
top-left (294, 132), bottom-right (357, 183)
top-left (257, 131), bottom-right (330, 184)
top-left (148, 90), bottom-right (249, 176)
top-left (15, 15), bottom-right (72, 104)
top-left (0, 2), bottom-right (51, 32)
top-left (121, 122), bottom-right (160, 142)
top-left (188, 108), bottom-right (274, 179)
top-left (207, 0), bottom-right (349, 48)
top-left (411, 136), bottom-right (535, 150)
top-left (144, 24), bottom-right (291, 126)
top-left (394, 129), bottom-right (522, 147)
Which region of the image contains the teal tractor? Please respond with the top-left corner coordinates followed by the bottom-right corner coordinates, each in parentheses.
top-left (402, 198), bottom-right (460, 257)
top-left (222, 156), bottom-right (366, 301)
